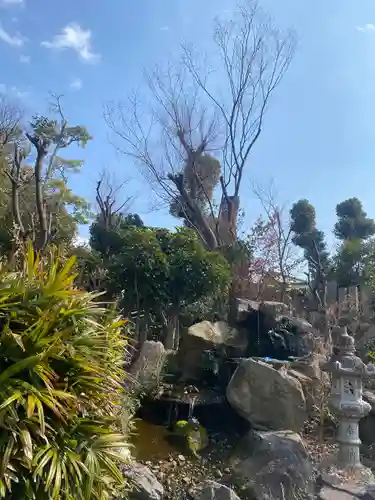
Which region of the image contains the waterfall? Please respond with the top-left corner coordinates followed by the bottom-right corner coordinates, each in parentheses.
top-left (188, 395), bottom-right (197, 419)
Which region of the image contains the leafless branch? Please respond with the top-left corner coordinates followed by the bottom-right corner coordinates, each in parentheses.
top-left (95, 169), bottom-right (133, 229)
top-left (104, 62), bottom-right (220, 248)
top-left (183, 0), bottom-right (296, 195)
top-left (0, 95), bottom-right (23, 148)
top-left (105, 0), bottom-right (295, 250)
top-left (251, 180), bottom-right (303, 301)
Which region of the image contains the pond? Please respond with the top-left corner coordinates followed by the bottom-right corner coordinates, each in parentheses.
top-left (130, 419), bottom-right (180, 461)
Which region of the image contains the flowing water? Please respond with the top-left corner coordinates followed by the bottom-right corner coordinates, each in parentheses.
top-left (188, 395), bottom-right (197, 419)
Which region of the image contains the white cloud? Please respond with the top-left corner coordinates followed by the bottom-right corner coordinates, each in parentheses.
top-left (70, 77), bottom-right (82, 91)
top-left (0, 0), bottom-right (24, 7)
top-left (19, 54), bottom-right (30, 63)
top-left (0, 24), bottom-right (25, 46)
top-left (0, 83), bottom-right (29, 99)
top-left (160, 26), bottom-right (169, 32)
top-left (41, 23), bottom-right (100, 63)
top-left (11, 85), bottom-right (29, 99)
top-left (356, 24), bottom-right (375, 33)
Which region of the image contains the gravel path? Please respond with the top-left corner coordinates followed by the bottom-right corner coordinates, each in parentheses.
top-left (135, 430), bottom-right (344, 499)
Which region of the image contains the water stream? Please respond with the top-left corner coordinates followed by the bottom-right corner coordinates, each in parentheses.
top-left (188, 395), bottom-right (197, 419)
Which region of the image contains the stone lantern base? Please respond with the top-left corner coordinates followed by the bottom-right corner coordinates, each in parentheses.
top-left (318, 454), bottom-right (375, 487)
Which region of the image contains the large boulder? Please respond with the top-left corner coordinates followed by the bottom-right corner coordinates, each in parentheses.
top-left (179, 320), bottom-right (248, 381)
top-left (251, 353), bottom-right (330, 418)
top-left (230, 430), bottom-right (314, 499)
top-left (226, 358), bottom-right (307, 431)
top-left (129, 341), bottom-right (166, 391)
top-left (191, 481), bottom-right (241, 500)
top-left (233, 298), bottom-right (289, 324)
top-left (187, 321), bottom-right (242, 345)
top-left (289, 353), bottom-right (330, 415)
top-left (122, 462), bottom-right (164, 500)
top-left (259, 301), bottom-right (290, 319)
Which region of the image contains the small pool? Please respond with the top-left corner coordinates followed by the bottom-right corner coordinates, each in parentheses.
top-left (130, 419), bottom-right (180, 461)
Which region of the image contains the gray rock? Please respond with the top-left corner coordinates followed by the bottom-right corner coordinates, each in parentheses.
top-left (191, 480), bottom-right (241, 500)
top-left (285, 316), bottom-right (314, 334)
top-left (290, 353), bottom-right (328, 381)
top-left (187, 321), bottom-right (243, 347)
top-left (122, 462), bottom-right (164, 500)
top-left (363, 390), bottom-right (375, 414)
top-left (234, 298), bottom-right (289, 322)
top-left (230, 429), bottom-right (314, 499)
top-left (129, 341), bottom-right (166, 391)
top-left (226, 358), bottom-right (307, 431)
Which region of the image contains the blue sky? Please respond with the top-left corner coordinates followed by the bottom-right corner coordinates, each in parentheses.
top-left (0, 0), bottom-right (375, 247)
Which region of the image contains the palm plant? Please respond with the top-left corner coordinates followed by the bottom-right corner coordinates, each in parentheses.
top-left (0, 242), bottom-right (130, 499)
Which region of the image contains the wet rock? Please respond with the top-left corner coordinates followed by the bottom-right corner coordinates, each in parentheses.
top-left (191, 480), bottom-right (241, 500)
top-left (230, 429), bottom-right (314, 500)
top-left (226, 358), bottom-right (307, 431)
top-left (122, 462), bottom-right (164, 500)
top-left (129, 341), bottom-right (166, 391)
top-left (280, 316), bottom-right (316, 356)
top-left (238, 302), bottom-right (315, 360)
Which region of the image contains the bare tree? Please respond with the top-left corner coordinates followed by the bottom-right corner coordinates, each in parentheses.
top-left (95, 169), bottom-right (133, 230)
top-left (105, 63), bottom-right (220, 249)
top-left (249, 182), bottom-right (303, 302)
top-left (0, 95), bottom-right (23, 148)
top-left (105, 0), bottom-right (296, 251)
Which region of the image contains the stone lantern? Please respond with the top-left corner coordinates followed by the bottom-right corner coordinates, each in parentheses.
top-left (322, 326), bottom-right (375, 470)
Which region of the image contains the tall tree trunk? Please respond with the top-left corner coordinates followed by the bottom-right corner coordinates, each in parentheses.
top-left (34, 151), bottom-right (48, 251)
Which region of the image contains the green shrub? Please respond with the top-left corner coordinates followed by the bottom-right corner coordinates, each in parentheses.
top-left (0, 243), bottom-right (130, 499)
